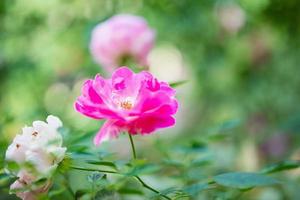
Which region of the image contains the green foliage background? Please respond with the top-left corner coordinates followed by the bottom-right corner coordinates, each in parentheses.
top-left (0, 0), bottom-right (300, 199)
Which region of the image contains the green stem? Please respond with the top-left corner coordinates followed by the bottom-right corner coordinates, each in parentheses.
top-left (128, 133), bottom-right (137, 159)
top-left (71, 166), bottom-right (172, 200)
top-left (127, 133), bottom-right (172, 200)
top-left (63, 173), bottom-right (75, 198)
top-left (70, 166), bottom-right (118, 174)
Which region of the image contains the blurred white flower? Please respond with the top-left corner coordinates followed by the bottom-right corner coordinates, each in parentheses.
top-left (5, 115), bottom-right (66, 200)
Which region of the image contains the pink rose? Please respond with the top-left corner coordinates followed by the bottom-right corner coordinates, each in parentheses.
top-left (75, 67), bottom-right (178, 145)
top-left (90, 14), bottom-right (155, 72)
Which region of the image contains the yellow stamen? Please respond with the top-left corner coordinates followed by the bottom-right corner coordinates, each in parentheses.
top-left (120, 101), bottom-right (133, 110)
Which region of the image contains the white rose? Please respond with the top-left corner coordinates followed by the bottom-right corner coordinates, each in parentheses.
top-left (5, 115), bottom-right (67, 199)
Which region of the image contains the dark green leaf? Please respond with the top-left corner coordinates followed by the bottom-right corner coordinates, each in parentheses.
top-left (75, 189), bottom-right (89, 198)
top-left (118, 188), bottom-right (143, 195)
top-left (32, 178), bottom-right (48, 187)
top-left (86, 160), bottom-right (117, 170)
top-left (260, 160), bottom-right (300, 174)
top-left (214, 172), bottom-right (279, 189)
top-left (0, 173), bottom-right (12, 185)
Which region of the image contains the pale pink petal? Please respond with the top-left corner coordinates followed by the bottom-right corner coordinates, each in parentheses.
top-left (94, 120), bottom-right (121, 146)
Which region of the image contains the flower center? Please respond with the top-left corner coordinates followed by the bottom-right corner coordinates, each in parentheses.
top-left (120, 100), bottom-right (133, 110)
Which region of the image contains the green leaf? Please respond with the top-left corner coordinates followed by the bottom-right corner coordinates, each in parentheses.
top-left (260, 160), bottom-right (300, 174)
top-left (58, 155), bottom-right (72, 172)
top-left (32, 178), bottom-right (48, 188)
top-left (118, 188), bottom-right (143, 195)
top-left (67, 130), bottom-right (95, 145)
top-left (213, 172), bottom-right (279, 189)
top-left (151, 187), bottom-right (187, 199)
top-left (5, 160), bottom-right (20, 174)
top-left (87, 172), bottom-right (105, 183)
top-left (68, 145), bottom-right (89, 153)
top-left (183, 183), bottom-right (210, 196)
top-left (208, 119), bottom-right (241, 134)
top-left (174, 142), bottom-right (207, 154)
top-left (86, 160), bottom-right (117, 170)
top-left (169, 80), bottom-right (188, 88)
top-left (95, 189), bottom-right (118, 199)
top-left (48, 188), bottom-right (65, 197)
top-left (190, 157), bottom-right (212, 167)
top-left (163, 159), bottom-right (185, 167)
top-left (75, 189), bottom-right (89, 198)
top-left (217, 119), bottom-right (242, 131)
top-left (0, 172), bottom-right (11, 185)
top-left (125, 164), bottom-right (161, 176)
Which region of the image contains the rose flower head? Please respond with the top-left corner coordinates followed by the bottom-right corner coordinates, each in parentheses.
top-left (90, 14), bottom-right (155, 72)
top-left (5, 115), bottom-right (66, 200)
top-left (75, 67), bottom-right (178, 145)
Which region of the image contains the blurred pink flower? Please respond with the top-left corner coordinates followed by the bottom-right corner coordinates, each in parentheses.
top-left (90, 14), bottom-right (155, 72)
top-left (75, 67), bottom-right (178, 145)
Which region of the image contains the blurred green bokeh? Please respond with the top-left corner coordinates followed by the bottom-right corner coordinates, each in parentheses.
top-left (1, 0), bottom-right (300, 199)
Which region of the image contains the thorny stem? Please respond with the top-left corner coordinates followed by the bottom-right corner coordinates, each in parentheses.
top-left (127, 133), bottom-right (172, 200)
